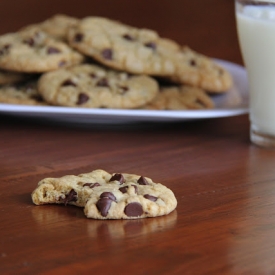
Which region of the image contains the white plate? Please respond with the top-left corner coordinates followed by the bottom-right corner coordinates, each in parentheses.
top-left (0, 59), bottom-right (248, 124)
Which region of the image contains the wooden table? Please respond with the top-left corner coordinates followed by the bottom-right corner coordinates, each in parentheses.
top-left (1, 0), bottom-right (275, 274)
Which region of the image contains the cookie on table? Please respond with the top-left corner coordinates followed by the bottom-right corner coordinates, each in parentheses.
top-left (20, 14), bottom-right (79, 41)
top-left (170, 46), bottom-right (233, 92)
top-left (0, 28), bottom-right (84, 73)
top-left (31, 169), bottom-right (177, 220)
top-left (143, 85), bottom-right (214, 110)
top-left (84, 171), bottom-right (177, 220)
top-left (37, 63), bottom-right (159, 108)
top-left (0, 78), bottom-right (47, 105)
top-left (67, 16), bottom-right (178, 76)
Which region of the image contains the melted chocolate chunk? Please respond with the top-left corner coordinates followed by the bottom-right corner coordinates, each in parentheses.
top-left (96, 78), bottom-right (109, 87)
top-left (77, 93), bottom-right (89, 105)
top-left (144, 42), bottom-right (157, 50)
top-left (83, 182), bottom-right (100, 188)
top-left (109, 173), bottom-right (125, 184)
top-left (74, 33), bottom-right (84, 42)
top-left (144, 194), bottom-right (158, 202)
top-left (100, 192), bottom-right (116, 201)
top-left (124, 202), bottom-right (143, 217)
top-left (96, 197), bottom-right (113, 217)
top-left (64, 189), bottom-right (77, 206)
top-left (47, 47), bottom-right (61, 54)
top-left (101, 48), bottom-right (113, 60)
top-left (61, 79), bottom-right (77, 87)
top-left (137, 176), bottom-right (148, 185)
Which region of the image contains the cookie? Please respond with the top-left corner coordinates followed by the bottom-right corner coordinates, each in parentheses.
top-left (170, 46), bottom-right (233, 92)
top-left (67, 16), bottom-right (177, 76)
top-left (31, 169), bottom-right (177, 220)
top-left (31, 169), bottom-right (112, 207)
top-left (0, 77), bottom-right (47, 105)
top-left (0, 28), bottom-right (84, 73)
top-left (0, 69), bottom-right (29, 85)
top-left (37, 63), bottom-right (159, 108)
top-left (84, 171), bottom-right (177, 220)
top-left (20, 14), bottom-right (79, 41)
top-left (143, 85), bottom-right (214, 110)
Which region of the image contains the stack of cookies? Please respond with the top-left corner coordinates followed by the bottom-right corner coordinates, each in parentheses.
top-left (0, 14), bottom-right (233, 110)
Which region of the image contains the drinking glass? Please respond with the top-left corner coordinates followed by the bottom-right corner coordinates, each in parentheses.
top-left (235, 0), bottom-right (275, 147)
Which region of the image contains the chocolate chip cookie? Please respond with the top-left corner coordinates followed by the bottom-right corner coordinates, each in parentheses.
top-left (20, 14), bottom-right (79, 41)
top-left (0, 28), bottom-right (84, 73)
top-left (31, 169), bottom-right (177, 220)
top-left (143, 85), bottom-right (214, 110)
top-left (84, 171), bottom-right (177, 219)
top-left (0, 77), bottom-right (46, 105)
top-left (37, 63), bottom-right (159, 108)
top-left (171, 46), bottom-right (233, 92)
top-left (67, 16), bottom-right (177, 76)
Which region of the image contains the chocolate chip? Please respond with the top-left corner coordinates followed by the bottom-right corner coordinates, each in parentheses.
top-left (122, 34), bottom-right (134, 41)
top-left (144, 194), bottom-right (158, 202)
top-left (119, 186), bottom-right (128, 193)
top-left (3, 44), bottom-right (11, 50)
top-left (119, 185), bottom-right (138, 194)
top-left (58, 60), bottom-right (67, 67)
top-left (109, 173), bottom-right (125, 184)
top-left (47, 47), bottom-right (61, 54)
top-left (144, 42), bottom-right (157, 50)
top-left (61, 79), bottom-right (77, 87)
top-left (137, 176), bottom-right (148, 185)
top-left (83, 182), bottom-right (100, 188)
top-left (74, 33), bottom-right (83, 42)
top-left (189, 59), bottom-right (196, 66)
top-left (64, 189), bottom-right (77, 206)
top-left (124, 202), bottom-right (143, 217)
top-left (77, 93), bottom-right (89, 105)
top-left (23, 38), bottom-right (35, 47)
top-left (96, 197), bottom-right (113, 217)
top-left (100, 192), bottom-right (116, 201)
top-left (90, 73), bottom-right (97, 78)
top-left (96, 78), bottom-right (109, 87)
top-left (101, 48), bottom-right (113, 60)
top-left (0, 44), bottom-right (11, 55)
top-left (117, 85), bottom-right (129, 94)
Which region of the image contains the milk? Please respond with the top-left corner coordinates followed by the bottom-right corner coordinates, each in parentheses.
top-left (236, 4), bottom-right (275, 137)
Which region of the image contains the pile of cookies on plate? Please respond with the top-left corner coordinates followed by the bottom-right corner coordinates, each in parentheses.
top-left (0, 14), bottom-right (233, 110)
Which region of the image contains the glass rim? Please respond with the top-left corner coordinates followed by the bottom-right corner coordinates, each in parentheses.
top-left (236, 0), bottom-right (275, 4)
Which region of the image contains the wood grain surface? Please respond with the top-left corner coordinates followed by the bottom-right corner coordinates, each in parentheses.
top-left (2, 1), bottom-right (275, 274)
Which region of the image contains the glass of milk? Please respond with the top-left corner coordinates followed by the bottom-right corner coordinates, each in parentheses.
top-left (236, 0), bottom-right (275, 147)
